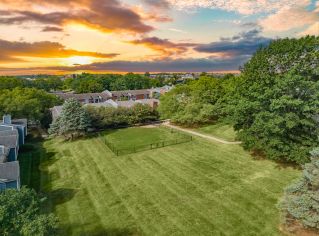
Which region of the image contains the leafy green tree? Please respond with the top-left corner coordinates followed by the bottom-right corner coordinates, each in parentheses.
top-left (77, 79), bottom-right (104, 93)
top-left (32, 78), bottom-right (63, 91)
top-left (0, 187), bottom-right (58, 236)
top-left (110, 73), bottom-right (152, 91)
top-left (49, 98), bottom-right (90, 139)
top-left (131, 103), bottom-right (159, 124)
top-left (229, 36), bottom-right (319, 163)
top-left (159, 76), bottom-right (225, 126)
top-left (0, 88), bottom-right (62, 126)
top-left (279, 147), bottom-right (319, 231)
top-left (0, 76), bottom-right (30, 90)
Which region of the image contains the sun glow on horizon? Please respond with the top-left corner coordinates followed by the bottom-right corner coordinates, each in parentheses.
top-left (64, 56), bottom-right (94, 66)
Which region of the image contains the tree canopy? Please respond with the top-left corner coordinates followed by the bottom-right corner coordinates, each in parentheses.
top-left (229, 36), bottom-right (319, 163)
top-left (0, 87), bottom-right (62, 126)
top-left (0, 187), bottom-right (58, 236)
top-left (158, 76), bottom-right (234, 126)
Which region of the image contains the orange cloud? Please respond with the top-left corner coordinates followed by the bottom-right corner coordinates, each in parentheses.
top-left (0, 39), bottom-right (119, 63)
top-left (0, 0), bottom-right (154, 34)
top-left (129, 37), bottom-right (198, 57)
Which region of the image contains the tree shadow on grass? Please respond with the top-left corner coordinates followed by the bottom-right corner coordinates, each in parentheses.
top-left (59, 223), bottom-right (140, 236)
top-left (49, 188), bottom-right (78, 206)
top-left (19, 129), bottom-right (78, 209)
top-left (250, 149), bottom-right (301, 170)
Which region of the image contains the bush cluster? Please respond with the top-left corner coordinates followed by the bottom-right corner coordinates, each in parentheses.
top-left (87, 103), bottom-right (159, 129)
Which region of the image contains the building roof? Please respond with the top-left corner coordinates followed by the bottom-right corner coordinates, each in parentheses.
top-left (0, 134), bottom-right (18, 148)
top-left (0, 161), bottom-right (20, 181)
top-left (0, 125), bottom-right (14, 132)
top-left (0, 145), bottom-right (9, 163)
top-left (0, 129), bottom-right (19, 137)
top-left (55, 92), bottom-right (111, 100)
top-left (85, 100), bottom-right (118, 108)
top-left (110, 89), bottom-right (151, 97)
top-left (116, 100), bottom-right (137, 108)
top-left (137, 99), bottom-right (160, 106)
top-left (12, 119), bottom-right (28, 127)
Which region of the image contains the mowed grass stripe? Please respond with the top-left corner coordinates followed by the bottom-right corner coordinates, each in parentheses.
top-left (121, 152), bottom-right (224, 235)
top-left (155, 140), bottom-right (296, 235)
top-left (152, 142), bottom-right (284, 229)
top-left (52, 143), bottom-right (95, 236)
top-left (93, 138), bottom-right (192, 235)
top-left (142, 148), bottom-right (258, 234)
top-left (87, 138), bottom-right (166, 235)
top-left (70, 140), bottom-right (140, 234)
top-left (114, 152), bottom-right (215, 235)
top-left (66, 142), bottom-right (111, 235)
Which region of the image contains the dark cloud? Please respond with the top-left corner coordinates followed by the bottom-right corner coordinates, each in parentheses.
top-left (195, 29), bottom-right (272, 56)
top-left (0, 39), bottom-right (119, 62)
top-left (0, 0), bottom-right (154, 34)
top-left (41, 26), bottom-right (64, 32)
top-left (129, 37), bottom-right (198, 57)
top-left (0, 56), bottom-right (249, 74)
top-left (141, 0), bottom-right (170, 9)
top-left (240, 22), bottom-right (258, 28)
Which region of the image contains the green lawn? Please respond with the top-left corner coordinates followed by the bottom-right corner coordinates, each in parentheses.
top-left (195, 123), bottom-right (238, 141)
top-left (19, 127), bottom-right (299, 236)
top-left (103, 126), bottom-right (187, 149)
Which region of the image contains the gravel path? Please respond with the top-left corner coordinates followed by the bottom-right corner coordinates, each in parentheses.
top-left (163, 122), bottom-right (242, 145)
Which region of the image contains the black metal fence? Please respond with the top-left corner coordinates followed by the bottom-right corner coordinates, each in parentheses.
top-left (100, 132), bottom-right (192, 156)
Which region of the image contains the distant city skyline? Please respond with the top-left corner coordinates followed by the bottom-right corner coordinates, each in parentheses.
top-left (0, 0), bottom-right (318, 75)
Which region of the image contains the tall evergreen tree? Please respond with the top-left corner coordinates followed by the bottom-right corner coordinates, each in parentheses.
top-left (49, 98), bottom-right (90, 139)
top-left (279, 147), bottom-right (319, 231)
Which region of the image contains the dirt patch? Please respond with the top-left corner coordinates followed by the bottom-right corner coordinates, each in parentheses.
top-left (279, 221), bottom-right (319, 236)
top-left (141, 124), bottom-right (159, 128)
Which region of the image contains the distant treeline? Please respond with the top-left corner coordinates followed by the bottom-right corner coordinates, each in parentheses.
top-left (0, 72), bottom-right (186, 93)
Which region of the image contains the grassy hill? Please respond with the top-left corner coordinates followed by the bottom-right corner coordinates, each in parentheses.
top-left (19, 127), bottom-right (299, 236)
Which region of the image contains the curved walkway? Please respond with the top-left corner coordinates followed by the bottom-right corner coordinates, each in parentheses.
top-left (162, 122), bottom-right (242, 145)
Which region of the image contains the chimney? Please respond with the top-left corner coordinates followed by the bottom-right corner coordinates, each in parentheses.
top-left (3, 114), bottom-right (12, 124)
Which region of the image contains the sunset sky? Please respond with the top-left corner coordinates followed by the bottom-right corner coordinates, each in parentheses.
top-left (0, 0), bottom-right (318, 74)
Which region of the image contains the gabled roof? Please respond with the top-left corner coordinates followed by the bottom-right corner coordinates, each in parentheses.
top-left (136, 99), bottom-right (160, 106)
top-left (0, 161), bottom-right (20, 181)
top-left (0, 145), bottom-right (9, 163)
top-left (110, 89), bottom-right (151, 97)
top-left (12, 119), bottom-right (28, 127)
top-left (55, 92), bottom-right (111, 100)
top-left (0, 129), bottom-right (19, 137)
top-left (0, 134), bottom-right (18, 148)
top-left (0, 125), bottom-right (14, 132)
top-left (116, 100), bottom-right (137, 108)
top-left (85, 100), bottom-right (118, 108)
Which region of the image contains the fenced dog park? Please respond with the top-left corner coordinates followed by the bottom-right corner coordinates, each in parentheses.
top-left (100, 126), bottom-right (192, 156)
